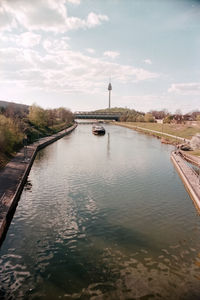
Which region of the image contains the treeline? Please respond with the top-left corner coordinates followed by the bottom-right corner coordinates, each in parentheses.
top-left (93, 107), bottom-right (153, 122)
top-left (149, 109), bottom-right (200, 123)
top-left (119, 109), bottom-right (200, 123)
top-left (120, 111), bottom-right (154, 122)
top-left (93, 107), bottom-right (200, 123)
top-left (0, 103), bottom-right (74, 168)
top-left (28, 104), bottom-right (74, 133)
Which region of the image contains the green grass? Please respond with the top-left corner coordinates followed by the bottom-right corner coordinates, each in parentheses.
top-left (189, 150), bottom-right (200, 157)
top-left (119, 122), bottom-right (200, 140)
top-left (116, 122), bottom-right (200, 156)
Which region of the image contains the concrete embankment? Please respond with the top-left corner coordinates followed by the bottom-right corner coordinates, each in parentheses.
top-left (179, 151), bottom-right (200, 168)
top-left (0, 123), bottom-right (77, 244)
top-left (115, 122), bottom-right (200, 213)
top-left (171, 151), bottom-right (200, 214)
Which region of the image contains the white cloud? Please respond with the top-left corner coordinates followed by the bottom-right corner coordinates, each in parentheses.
top-left (0, 5), bottom-right (16, 30)
top-left (1, 0), bottom-right (67, 32)
top-left (0, 42), bottom-right (159, 95)
top-left (43, 38), bottom-right (70, 52)
top-left (86, 48), bottom-right (95, 54)
top-left (87, 12), bottom-right (108, 28)
top-left (144, 59), bottom-right (152, 65)
top-left (103, 51), bottom-right (120, 59)
top-left (67, 0), bottom-right (81, 4)
top-left (0, 0), bottom-right (108, 32)
top-left (168, 82), bottom-right (200, 95)
top-left (16, 32), bottom-right (41, 48)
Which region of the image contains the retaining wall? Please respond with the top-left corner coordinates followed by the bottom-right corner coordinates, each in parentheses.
top-left (171, 151), bottom-right (200, 214)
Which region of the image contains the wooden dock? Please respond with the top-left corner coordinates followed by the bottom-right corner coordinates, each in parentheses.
top-left (171, 151), bottom-right (200, 214)
top-left (0, 124), bottom-right (77, 244)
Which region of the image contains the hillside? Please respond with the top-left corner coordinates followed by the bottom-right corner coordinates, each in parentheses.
top-left (92, 107), bottom-right (144, 122)
top-left (0, 100), bottom-right (29, 112)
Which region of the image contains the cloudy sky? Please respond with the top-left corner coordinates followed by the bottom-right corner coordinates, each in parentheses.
top-left (0, 0), bottom-right (200, 113)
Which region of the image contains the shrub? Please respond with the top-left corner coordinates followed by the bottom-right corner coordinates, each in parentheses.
top-left (0, 114), bottom-right (23, 154)
top-left (190, 133), bottom-right (200, 150)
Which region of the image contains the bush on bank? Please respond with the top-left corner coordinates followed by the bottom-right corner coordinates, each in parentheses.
top-left (0, 103), bottom-right (74, 168)
top-left (0, 114), bottom-right (23, 154)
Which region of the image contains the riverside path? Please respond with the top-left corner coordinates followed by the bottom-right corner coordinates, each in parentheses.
top-left (116, 123), bottom-right (190, 143)
top-left (171, 151), bottom-right (200, 214)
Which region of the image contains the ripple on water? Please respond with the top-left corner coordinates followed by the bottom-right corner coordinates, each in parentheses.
top-left (1, 125), bottom-right (200, 299)
top-left (62, 245), bottom-right (200, 300)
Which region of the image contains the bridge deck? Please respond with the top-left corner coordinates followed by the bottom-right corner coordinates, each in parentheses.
top-left (74, 112), bottom-right (121, 120)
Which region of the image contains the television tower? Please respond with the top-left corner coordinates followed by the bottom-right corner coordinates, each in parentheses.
top-left (108, 80), bottom-right (112, 109)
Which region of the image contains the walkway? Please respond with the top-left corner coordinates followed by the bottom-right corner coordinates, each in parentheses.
top-left (136, 126), bottom-right (190, 143)
top-left (116, 123), bottom-right (190, 143)
top-left (179, 151), bottom-right (200, 168)
top-left (171, 151), bottom-right (200, 214)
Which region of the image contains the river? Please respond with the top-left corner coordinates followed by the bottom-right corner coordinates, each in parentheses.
top-left (0, 124), bottom-right (200, 299)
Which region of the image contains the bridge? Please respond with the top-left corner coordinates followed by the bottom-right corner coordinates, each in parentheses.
top-left (74, 112), bottom-right (121, 121)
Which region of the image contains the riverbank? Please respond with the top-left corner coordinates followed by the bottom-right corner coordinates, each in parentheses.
top-left (115, 122), bottom-right (191, 144)
top-left (118, 121), bottom-right (200, 138)
top-left (171, 151), bottom-right (200, 214)
top-left (115, 122), bottom-right (200, 213)
top-left (0, 123), bottom-right (77, 244)
top-left (115, 121), bottom-right (200, 161)
top-left (0, 122), bottom-right (75, 169)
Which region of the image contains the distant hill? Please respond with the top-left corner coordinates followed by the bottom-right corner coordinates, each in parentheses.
top-left (93, 107), bottom-right (133, 113)
top-left (91, 107), bottom-right (144, 122)
top-left (0, 100), bottom-right (29, 113)
top-left (92, 107), bottom-right (144, 114)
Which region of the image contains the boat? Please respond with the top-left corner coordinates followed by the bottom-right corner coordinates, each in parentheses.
top-left (92, 124), bottom-right (106, 135)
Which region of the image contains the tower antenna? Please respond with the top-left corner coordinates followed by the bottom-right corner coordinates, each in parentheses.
top-left (108, 78), bottom-right (112, 109)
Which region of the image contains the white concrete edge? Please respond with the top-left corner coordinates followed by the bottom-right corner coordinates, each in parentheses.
top-left (171, 152), bottom-right (200, 214)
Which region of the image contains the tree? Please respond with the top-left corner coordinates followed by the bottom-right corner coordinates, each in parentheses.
top-left (56, 107), bottom-right (74, 123)
top-left (144, 113), bottom-right (154, 122)
top-left (136, 115), bottom-right (145, 122)
top-left (163, 115), bottom-right (173, 123)
top-left (0, 114), bottom-right (23, 153)
top-left (46, 109), bottom-right (57, 126)
top-left (150, 110), bottom-right (168, 120)
top-left (28, 104), bottom-right (47, 128)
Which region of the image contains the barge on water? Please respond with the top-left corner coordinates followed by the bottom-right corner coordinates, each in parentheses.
top-left (92, 124), bottom-right (106, 135)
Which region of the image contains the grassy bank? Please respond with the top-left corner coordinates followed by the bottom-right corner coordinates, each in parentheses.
top-left (189, 150), bottom-right (200, 156)
top-left (0, 122), bottom-right (74, 169)
top-left (118, 122), bottom-right (200, 139)
top-left (116, 122), bottom-right (200, 156)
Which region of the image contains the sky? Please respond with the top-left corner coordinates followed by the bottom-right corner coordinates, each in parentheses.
top-left (0, 0), bottom-right (200, 113)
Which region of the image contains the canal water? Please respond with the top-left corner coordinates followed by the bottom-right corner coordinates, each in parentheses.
top-left (0, 124), bottom-right (200, 299)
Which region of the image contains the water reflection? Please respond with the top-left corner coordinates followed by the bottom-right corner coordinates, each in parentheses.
top-left (107, 132), bottom-right (110, 158)
top-left (0, 124), bottom-right (200, 299)
top-left (63, 245), bottom-right (200, 300)
top-left (24, 180), bottom-right (32, 191)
